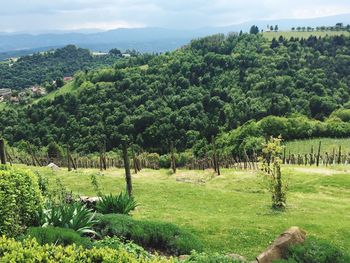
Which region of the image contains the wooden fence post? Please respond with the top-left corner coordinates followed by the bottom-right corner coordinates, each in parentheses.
top-left (0, 139), bottom-right (6, 165)
top-left (316, 141), bottom-right (321, 167)
top-left (170, 141), bottom-right (176, 174)
top-left (67, 145), bottom-right (72, 171)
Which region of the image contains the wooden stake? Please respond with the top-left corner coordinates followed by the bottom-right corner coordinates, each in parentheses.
top-left (0, 139), bottom-right (6, 165)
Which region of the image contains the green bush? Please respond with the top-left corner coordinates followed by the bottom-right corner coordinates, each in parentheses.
top-left (0, 165), bottom-right (42, 237)
top-left (39, 202), bottom-right (98, 235)
top-left (94, 214), bottom-right (203, 255)
top-left (96, 192), bottom-right (138, 215)
top-left (95, 236), bottom-right (149, 258)
top-left (23, 227), bottom-right (92, 248)
top-left (275, 237), bottom-right (350, 263)
top-left (0, 236), bottom-right (174, 262)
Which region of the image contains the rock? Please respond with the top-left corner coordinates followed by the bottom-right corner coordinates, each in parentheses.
top-left (256, 226), bottom-right (306, 263)
top-left (227, 253), bottom-right (247, 262)
top-left (47, 162), bottom-right (60, 170)
top-left (79, 196), bottom-right (100, 208)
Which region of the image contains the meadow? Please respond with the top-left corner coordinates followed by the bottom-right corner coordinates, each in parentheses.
top-left (20, 164), bottom-right (350, 260)
top-left (263, 30), bottom-right (350, 40)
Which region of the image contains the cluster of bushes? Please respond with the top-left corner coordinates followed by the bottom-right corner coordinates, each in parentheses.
top-left (275, 237), bottom-right (350, 263)
top-left (0, 236), bottom-right (172, 263)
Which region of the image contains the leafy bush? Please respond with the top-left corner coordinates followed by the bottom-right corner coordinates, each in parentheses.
top-left (0, 236), bottom-right (173, 262)
top-left (95, 236), bottom-right (149, 258)
top-left (39, 202), bottom-right (98, 235)
top-left (23, 227), bottom-right (92, 248)
top-left (94, 214), bottom-right (203, 255)
top-left (96, 192), bottom-right (138, 215)
top-left (0, 165), bottom-right (42, 237)
top-left (275, 237), bottom-right (350, 263)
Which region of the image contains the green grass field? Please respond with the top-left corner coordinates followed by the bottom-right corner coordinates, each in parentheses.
top-left (19, 164), bottom-right (350, 260)
top-left (33, 81), bottom-right (76, 104)
top-left (0, 102), bottom-right (6, 110)
top-left (285, 138), bottom-right (350, 155)
top-left (263, 30), bottom-right (349, 40)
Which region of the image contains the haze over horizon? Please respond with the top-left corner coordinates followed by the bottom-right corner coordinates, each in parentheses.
top-left (1, 0), bottom-right (350, 33)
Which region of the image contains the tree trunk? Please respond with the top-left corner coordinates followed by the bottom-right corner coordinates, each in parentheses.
top-left (67, 145), bottom-right (72, 171)
top-left (0, 139), bottom-right (6, 165)
top-left (170, 141), bottom-right (176, 174)
top-left (122, 141), bottom-right (132, 197)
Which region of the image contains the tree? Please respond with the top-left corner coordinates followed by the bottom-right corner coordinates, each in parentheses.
top-left (274, 25), bottom-right (279, 32)
top-left (109, 48), bottom-right (122, 57)
top-left (250, 25), bottom-right (259, 35)
top-left (122, 139), bottom-right (132, 197)
top-left (55, 78), bottom-right (64, 88)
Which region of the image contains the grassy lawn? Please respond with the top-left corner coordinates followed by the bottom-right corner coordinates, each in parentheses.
top-left (285, 137), bottom-right (350, 155)
top-left (19, 165), bottom-right (350, 260)
top-left (263, 30), bottom-right (349, 40)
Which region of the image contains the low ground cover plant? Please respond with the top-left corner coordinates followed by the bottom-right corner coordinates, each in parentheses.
top-left (94, 214), bottom-right (203, 255)
top-left (23, 226), bottom-right (93, 248)
top-left (0, 236), bottom-right (173, 263)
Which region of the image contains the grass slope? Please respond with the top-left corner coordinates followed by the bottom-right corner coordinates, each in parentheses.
top-left (263, 30), bottom-right (350, 40)
top-left (285, 138), bottom-right (350, 155)
top-left (21, 165), bottom-right (350, 260)
top-left (33, 81), bottom-right (77, 104)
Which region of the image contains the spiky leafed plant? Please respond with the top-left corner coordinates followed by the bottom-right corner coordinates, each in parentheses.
top-left (96, 192), bottom-right (138, 215)
top-left (40, 202), bottom-right (98, 235)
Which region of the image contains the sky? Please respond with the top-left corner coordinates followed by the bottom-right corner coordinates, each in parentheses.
top-left (1, 0), bottom-right (350, 32)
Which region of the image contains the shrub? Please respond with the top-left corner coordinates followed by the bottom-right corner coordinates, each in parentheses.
top-left (0, 236), bottom-right (173, 262)
top-left (94, 214), bottom-right (203, 255)
top-left (275, 237), bottom-right (350, 263)
top-left (95, 236), bottom-right (149, 258)
top-left (0, 165), bottom-right (42, 237)
top-left (23, 227), bottom-right (92, 248)
top-left (39, 202), bottom-right (98, 235)
top-left (96, 192), bottom-right (138, 215)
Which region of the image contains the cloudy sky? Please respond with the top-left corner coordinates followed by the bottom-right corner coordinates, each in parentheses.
top-left (1, 0), bottom-right (350, 32)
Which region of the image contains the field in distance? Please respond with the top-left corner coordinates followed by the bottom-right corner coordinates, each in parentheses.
top-left (263, 30), bottom-right (350, 40)
top-left (22, 164), bottom-right (350, 260)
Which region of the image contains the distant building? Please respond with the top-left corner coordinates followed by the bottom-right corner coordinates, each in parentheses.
top-left (122, 53), bottom-right (131, 58)
top-left (10, 96), bottom-right (19, 103)
top-left (30, 86), bottom-right (46, 96)
top-left (64, 76), bottom-right (73, 82)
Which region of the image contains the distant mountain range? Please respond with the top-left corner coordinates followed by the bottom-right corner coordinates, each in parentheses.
top-left (1, 13), bottom-right (349, 60)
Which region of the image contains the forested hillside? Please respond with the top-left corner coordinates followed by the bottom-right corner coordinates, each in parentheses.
top-left (1, 33), bottom-right (350, 154)
top-left (0, 45), bottom-right (120, 89)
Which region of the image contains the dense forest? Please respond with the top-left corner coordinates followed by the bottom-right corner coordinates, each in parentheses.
top-left (1, 33), bottom-right (350, 155)
top-left (0, 45), bottom-right (121, 89)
